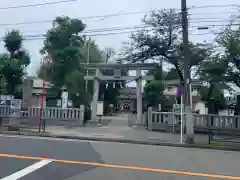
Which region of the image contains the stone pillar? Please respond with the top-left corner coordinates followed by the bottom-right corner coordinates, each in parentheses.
top-left (79, 105), bottom-right (84, 126)
top-left (136, 69), bottom-right (142, 123)
top-left (91, 69), bottom-right (100, 121)
top-left (148, 107), bottom-right (153, 131)
top-left (22, 77), bottom-right (33, 110)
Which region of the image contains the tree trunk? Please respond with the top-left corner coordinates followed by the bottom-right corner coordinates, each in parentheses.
top-left (207, 84), bottom-right (218, 114)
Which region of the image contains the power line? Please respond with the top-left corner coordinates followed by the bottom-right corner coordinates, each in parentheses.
top-left (1, 22), bottom-right (238, 41)
top-left (190, 11), bottom-right (237, 16)
top-left (0, 24), bottom-right (237, 42)
top-left (190, 4), bottom-right (239, 9)
top-left (0, 2), bottom-right (237, 11)
top-left (0, 0), bottom-right (77, 10)
top-left (0, 6), bottom-right (238, 27)
top-left (0, 15), bottom-right (237, 28)
top-left (3, 21), bottom-right (237, 36)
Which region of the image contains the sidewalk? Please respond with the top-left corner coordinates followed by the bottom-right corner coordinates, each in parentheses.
top-left (45, 125), bottom-right (208, 144)
top-left (1, 116), bottom-right (240, 151)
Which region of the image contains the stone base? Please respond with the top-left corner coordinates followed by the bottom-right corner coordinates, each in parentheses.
top-left (8, 126), bottom-right (19, 131)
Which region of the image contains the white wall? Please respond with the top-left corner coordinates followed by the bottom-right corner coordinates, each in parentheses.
top-left (193, 101), bottom-right (207, 114)
top-left (163, 85), bottom-right (199, 96)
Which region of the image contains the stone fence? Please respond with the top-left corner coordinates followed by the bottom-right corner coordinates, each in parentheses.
top-left (0, 105), bottom-right (85, 128)
top-left (147, 107), bottom-right (240, 136)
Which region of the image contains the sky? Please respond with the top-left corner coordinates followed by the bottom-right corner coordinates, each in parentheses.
top-left (0, 0), bottom-right (239, 79)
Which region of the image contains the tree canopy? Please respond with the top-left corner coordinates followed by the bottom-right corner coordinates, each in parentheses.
top-left (38, 16), bottom-right (105, 106)
top-left (0, 29), bottom-right (30, 97)
top-left (125, 9), bottom-right (211, 83)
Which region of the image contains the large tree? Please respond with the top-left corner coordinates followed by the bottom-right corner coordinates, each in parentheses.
top-left (39, 16), bottom-right (105, 106)
top-left (40, 16), bottom-right (85, 88)
top-left (197, 54), bottom-right (228, 113)
top-left (0, 29), bottom-right (30, 97)
top-left (216, 15), bottom-right (240, 114)
top-left (39, 16), bottom-right (106, 107)
top-left (125, 9), bottom-right (211, 84)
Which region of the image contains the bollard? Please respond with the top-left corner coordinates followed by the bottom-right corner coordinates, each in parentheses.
top-left (147, 107), bottom-right (153, 131)
top-left (208, 127), bottom-right (213, 144)
top-left (79, 105), bottom-right (84, 126)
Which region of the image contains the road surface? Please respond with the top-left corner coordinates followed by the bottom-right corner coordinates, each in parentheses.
top-left (0, 134), bottom-right (239, 180)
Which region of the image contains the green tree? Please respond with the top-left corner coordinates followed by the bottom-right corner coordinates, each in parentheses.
top-left (197, 55), bottom-right (228, 113)
top-left (216, 17), bottom-right (240, 114)
top-left (145, 80), bottom-right (164, 108)
top-left (40, 16), bottom-right (85, 89)
top-left (40, 16), bottom-right (87, 106)
top-left (125, 9), bottom-right (211, 84)
top-left (1, 29), bottom-right (30, 97)
top-left (0, 64), bottom-right (7, 94)
top-left (145, 66), bottom-right (182, 109)
top-left (39, 17), bottom-right (105, 106)
top-left (217, 25), bottom-right (240, 85)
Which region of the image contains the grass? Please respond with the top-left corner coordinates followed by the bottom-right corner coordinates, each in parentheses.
top-left (198, 140), bottom-right (226, 147)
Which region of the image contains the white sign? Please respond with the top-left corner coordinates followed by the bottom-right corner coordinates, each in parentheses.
top-left (173, 104), bottom-right (185, 114)
top-left (61, 91), bottom-right (68, 108)
top-left (12, 99), bottom-right (22, 109)
top-left (97, 101), bottom-right (104, 116)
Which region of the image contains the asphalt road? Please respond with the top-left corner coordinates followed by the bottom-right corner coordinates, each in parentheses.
top-left (0, 134), bottom-right (239, 180)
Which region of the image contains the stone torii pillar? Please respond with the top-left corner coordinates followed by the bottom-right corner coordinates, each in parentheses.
top-left (91, 68), bottom-right (100, 121)
top-left (136, 69), bottom-right (142, 123)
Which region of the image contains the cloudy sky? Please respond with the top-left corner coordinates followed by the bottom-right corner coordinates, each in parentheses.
top-left (0, 0), bottom-right (239, 76)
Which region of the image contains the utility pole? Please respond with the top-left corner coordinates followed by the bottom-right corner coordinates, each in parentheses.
top-left (181, 0), bottom-right (194, 143)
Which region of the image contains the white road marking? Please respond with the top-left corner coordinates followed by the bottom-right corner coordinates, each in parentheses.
top-left (0, 160), bottom-right (52, 180)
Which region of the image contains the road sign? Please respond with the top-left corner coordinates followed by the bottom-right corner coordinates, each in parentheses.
top-left (173, 104), bottom-right (185, 114)
top-left (177, 85), bottom-right (183, 97)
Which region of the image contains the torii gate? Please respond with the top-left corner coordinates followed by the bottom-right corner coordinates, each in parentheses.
top-left (82, 63), bottom-right (158, 123)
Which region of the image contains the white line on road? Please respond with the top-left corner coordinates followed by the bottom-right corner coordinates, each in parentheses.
top-left (0, 160), bottom-right (52, 180)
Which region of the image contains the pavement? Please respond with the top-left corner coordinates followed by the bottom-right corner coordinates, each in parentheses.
top-left (46, 125), bottom-right (208, 143)
top-left (2, 116), bottom-right (240, 150)
top-left (1, 116), bottom-right (240, 179)
top-left (0, 134), bottom-right (240, 179)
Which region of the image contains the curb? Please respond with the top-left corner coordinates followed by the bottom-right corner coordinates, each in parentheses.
top-left (1, 130), bottom-right (240, 152)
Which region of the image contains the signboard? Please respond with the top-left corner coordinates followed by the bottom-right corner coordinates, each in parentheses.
top-left (12, 99), bottom-right (22, 109)
top-left (97, 101), bottom-right (104, 116)
top-left (0, 95), bottom-right (14, 106)
top-left (173, 104), bottom-right (185, 114)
